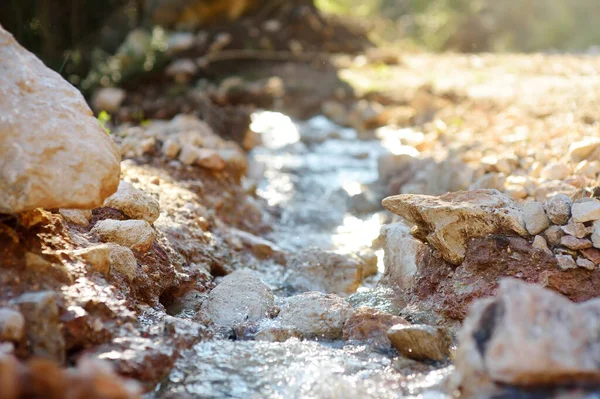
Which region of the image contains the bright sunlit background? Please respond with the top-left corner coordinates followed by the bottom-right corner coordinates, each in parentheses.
top-left (3, 0), bottom-right (600, 93)
top-left (316, 0), bottom-right (600, 52)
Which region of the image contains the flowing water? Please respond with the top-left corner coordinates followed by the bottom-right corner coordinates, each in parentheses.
top-left (250, 111), bottom-right (387, 256)
top-left (151, 111), bottom-right (452, 399)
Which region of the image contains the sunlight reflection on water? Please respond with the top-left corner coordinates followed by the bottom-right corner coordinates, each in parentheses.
top-left (250, 111), bottom-right (300, 149)
top-left (154, 340), bottom-right (452, 399)
top-left (249, 110), bottom-right (389, 254)
top-left (147, 111), bottom-right (450, 399)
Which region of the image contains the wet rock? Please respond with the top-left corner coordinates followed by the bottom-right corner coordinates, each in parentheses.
top-left (343, 307), bottom-right (408, 349)
top-left (387, 324), bottom-right (451, 362)
top-left (0, 308), bottom-right (25, 342)
top-left (382, 189), bottom-right (527, 265)
top-left (347, 287), bottom-right (405, 315)
top-left (254, 325), bottom-right (303, 342)
top-left (91, 219), bottom-right (155, 252)
top-left (580, 247), bottom-right (600, 265)
top-left (0, 26), bottom-right (120, 213)
top-left (91, 87), bottom-right (127, 113)
top-left (59, 209), bottom-right (92, 226)
top-left (103, 181), bottom-right (160, 224)
top-left (89, 330), bottom-right (184, 390)
top-left (284, 249), bottom-right (365, 295)
top-left (544, 225), bottom-right (565, 246)
top-left (11, 291), bottom-right (65, 363)
top-left (560, 235), bottom-right (592, 250)
top-left (523, 201), bottom-right (550, 235)
top-left (569, 137), bottom-right (600, 162)
top-left (278, 292), bottom-right (353, 339)
top-left (455, 279), bottom-right (600, 389)
top-left (544, 194), bottom-right (572, 225)
top-left (532, 235), bottom-right (552, 256)
top-left (299, 126), bottom-right (331, 144)
top-left (201, 270), bottom-right (274, 328)
top-left (576, 257), bottom-right (596, 270)
top-left (379, 221), bottom-right (426, 289)
top-left (571, 198), bottom-right (600, 223)
top-left (561, 221), bottom-right (589, 238)
top-left (232, 320), bottom-right (260, 340)
top-left (556, 254), bottom-right (577, 270)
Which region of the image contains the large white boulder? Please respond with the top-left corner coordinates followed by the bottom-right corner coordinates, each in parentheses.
top-left (0, 25), bottom-right (120, 213)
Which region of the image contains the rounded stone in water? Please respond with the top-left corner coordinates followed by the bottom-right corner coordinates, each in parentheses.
top-left (200, 270), bottom-right (275, 328)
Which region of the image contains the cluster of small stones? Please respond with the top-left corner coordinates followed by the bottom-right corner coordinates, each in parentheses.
top-left (115, 114), bottom-right (248, 173)
top-left (524, 193), bottom-right (600, 271)
top-left (467, 137), bottom-right (600, 202)
top-left (366, 87), bottom-right (600, 200)
top-left (200, 270), bottom-right (453, 362)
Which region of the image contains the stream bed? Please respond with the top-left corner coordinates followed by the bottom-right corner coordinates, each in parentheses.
top-left (151, 112), bottom-right (452, 399)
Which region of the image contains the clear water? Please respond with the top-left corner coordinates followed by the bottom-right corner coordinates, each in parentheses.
top-left (250, 111), bottom-right (388, 256)
top-left (153, 340), bottom-right (452, 399)
top-left (147, 112), bottom-right (452, 399)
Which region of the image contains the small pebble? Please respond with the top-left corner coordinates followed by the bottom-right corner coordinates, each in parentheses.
top-left (576, 257), bottom-right (596, 271)
top-left (572, 199), bottom-right (600, 223)
top-left (532, 235), bottom-right (553, 256)
top-left (543, 225), bottom-right (565, 247)
top-left (560, 235), bottom-right (592, 250)
top-left (580, 247), bottom-right (600, 265)
top-left (556, 254), bottom-right (577, 270)
top-left (561, 222), bottom-right (589, 239)
top-left (544, 194), bottom-right (572, 225)
top-left (523, 201), bottom-right (550, 235)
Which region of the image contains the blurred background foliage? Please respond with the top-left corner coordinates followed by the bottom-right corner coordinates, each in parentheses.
top-left (316, 0), bottom-right (600, 52)
top-left (1, 0), bottom-right (599, 93)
